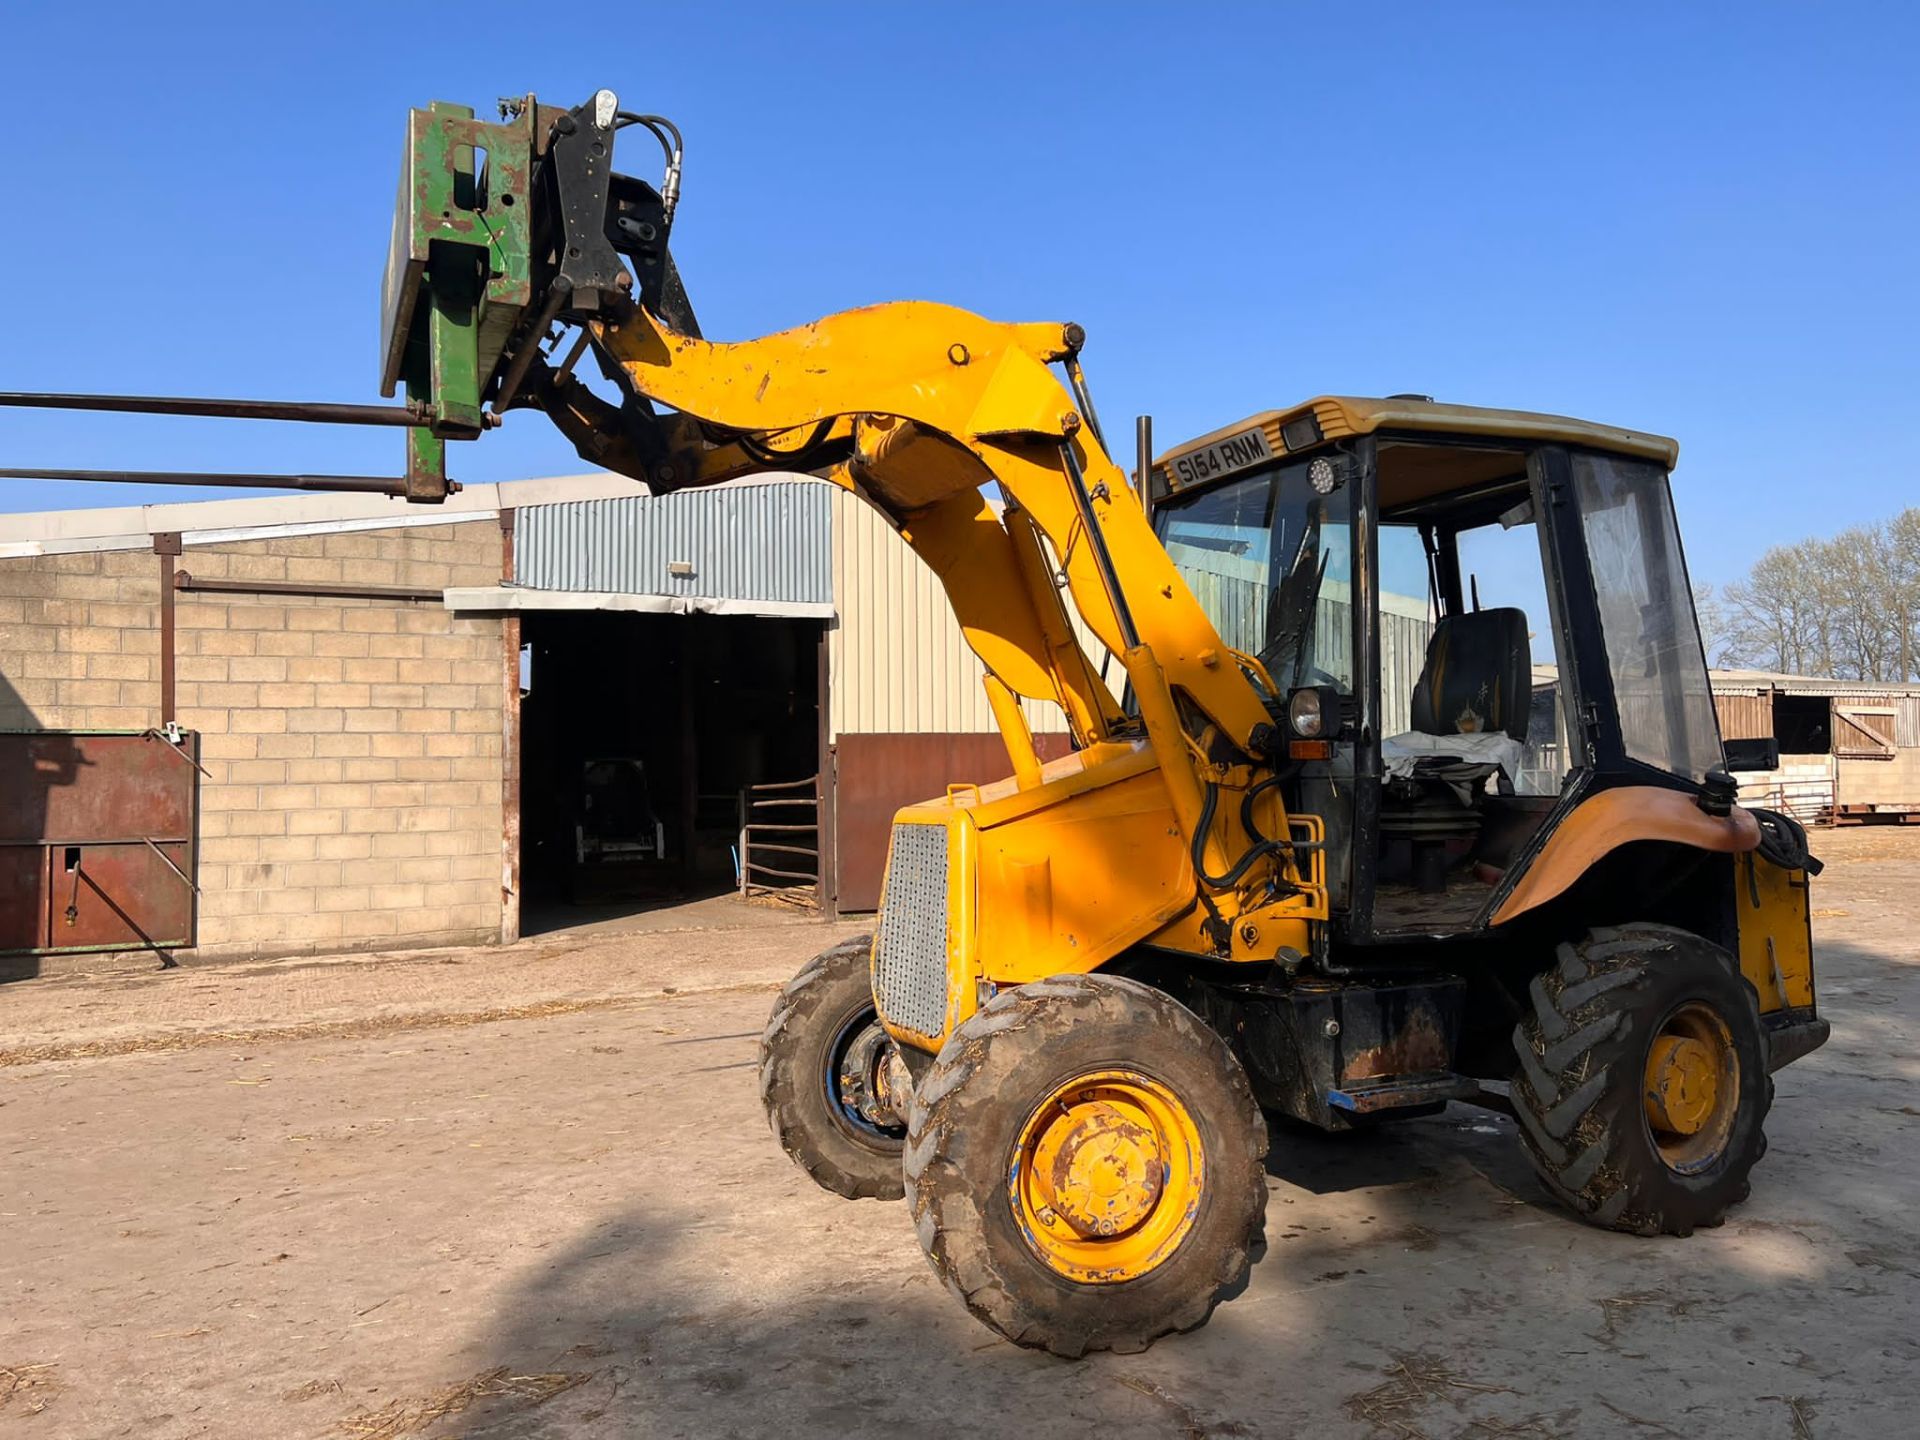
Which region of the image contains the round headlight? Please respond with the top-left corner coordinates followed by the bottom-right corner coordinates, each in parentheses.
top-left (1287, 688), bottom-right (1324, 738)
top-left (1308, 456), bottom-right (1337, 495)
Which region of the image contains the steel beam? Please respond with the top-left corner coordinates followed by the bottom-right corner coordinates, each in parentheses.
top-left (0, 391), bottom-right (437, 429)
top-left (0, 468), bottom-right (440, 497)
top-left (173, 573), bottom-right (442, 603)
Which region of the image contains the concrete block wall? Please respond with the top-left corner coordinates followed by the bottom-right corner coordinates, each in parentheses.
top-left (0, 518), bottom-right (506, 958)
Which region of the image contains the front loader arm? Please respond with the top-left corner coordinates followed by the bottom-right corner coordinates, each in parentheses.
top-left (591, 300), bottom-right (1276, 749)
top-left (584, 298), bottom-right (1291, 886)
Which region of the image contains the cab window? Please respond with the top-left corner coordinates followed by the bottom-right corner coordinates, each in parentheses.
top-left (1157, 457), bottom-right (1355, 695)
top-left (1572, 453), bottom-right (1723, 782)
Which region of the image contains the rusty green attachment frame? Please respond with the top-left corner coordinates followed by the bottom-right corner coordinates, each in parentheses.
top-left (379, 97), bottom-right (536, 469)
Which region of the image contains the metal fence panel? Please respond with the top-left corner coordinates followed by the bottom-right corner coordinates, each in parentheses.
top-left (0, 730), bottom-right (198, 955)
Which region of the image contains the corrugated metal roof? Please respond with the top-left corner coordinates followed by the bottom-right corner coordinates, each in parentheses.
top-left (516, 481), bottom-right (832, 605)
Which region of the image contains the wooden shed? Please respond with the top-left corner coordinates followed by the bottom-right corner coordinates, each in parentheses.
top-left (1710, 669), bottom-right (1920, 824)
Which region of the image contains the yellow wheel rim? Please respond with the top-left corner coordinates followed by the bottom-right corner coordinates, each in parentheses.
top-left (1009, 1069), bottom-right (1203, 1284)
top-left (1642, 1001), bottom-right (1739, 1173)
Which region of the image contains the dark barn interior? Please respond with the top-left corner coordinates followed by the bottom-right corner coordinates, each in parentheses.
top-left (518, 611), bottom-right (823, 932)
top-left (1773, 693), bottom-right (1833, 755)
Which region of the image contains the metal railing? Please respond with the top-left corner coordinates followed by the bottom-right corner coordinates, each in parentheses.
top-left (1741, 774), bottom-right (1837, 827)
top-left (738, 774), bottom-right (821, 905)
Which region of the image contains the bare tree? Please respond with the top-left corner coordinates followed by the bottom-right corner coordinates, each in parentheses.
top-left (1724, 543), bottom-right (1825, 675)
top-left (1884, 509), bottom-right (1920, 681)
top-left (1826, 523), bottom-right (1891, 680)
top-left (1720, 509), bottom-right (1920, 681)
top-left (1693, 583), bottom-right (1731, 667)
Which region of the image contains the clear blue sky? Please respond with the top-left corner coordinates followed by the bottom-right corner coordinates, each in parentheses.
top-left (2, 2), bottom-right (1914, 594)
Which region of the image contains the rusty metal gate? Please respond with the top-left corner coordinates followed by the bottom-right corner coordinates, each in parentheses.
top-left (738, 775), bottom-right (822, 906)
top-left (831, 732), bottom-right (1075, 912)
top-left (0, 729), bottom-right (199, 955)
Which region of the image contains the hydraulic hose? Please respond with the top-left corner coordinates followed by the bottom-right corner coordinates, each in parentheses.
top-left (1191, 780), bottom-right (1291, 891)
top-left (1749, 806), bottom-right (1825, 876)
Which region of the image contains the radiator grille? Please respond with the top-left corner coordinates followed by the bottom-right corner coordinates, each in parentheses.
top-left (873, 824), bottom-right (950, 1038)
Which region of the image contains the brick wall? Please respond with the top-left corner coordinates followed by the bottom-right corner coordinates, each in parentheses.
top-left (0, 518), bottom-right (506, 959)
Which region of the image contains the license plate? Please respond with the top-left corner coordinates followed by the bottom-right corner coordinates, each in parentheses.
top-left (1170, 426), bottom-right (1273, 488)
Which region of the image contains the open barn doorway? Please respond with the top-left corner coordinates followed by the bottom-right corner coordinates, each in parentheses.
top-left (517, 611), bottom-right (824, 936)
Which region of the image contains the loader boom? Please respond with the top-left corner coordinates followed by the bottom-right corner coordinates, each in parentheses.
top-left (384, 88), bottom-right (1328, 978)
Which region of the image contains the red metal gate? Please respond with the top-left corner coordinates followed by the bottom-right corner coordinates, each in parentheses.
top-left (0, 730), bottom-right (199, 955)
top-left (831, 732), bottom-right (1074, 912)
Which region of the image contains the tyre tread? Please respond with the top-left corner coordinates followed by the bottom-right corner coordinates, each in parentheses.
top-left (1509, 923), bottom-right (1769, 1237)
top-left (760, 934), bottom-right (904, 1201)
top-left (905, 972), bottom-right (1267, 1357)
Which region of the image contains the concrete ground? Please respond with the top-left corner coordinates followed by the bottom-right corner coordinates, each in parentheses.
top-left (520, 889), bottom-right (824, 942)
top-left (2, 840), bottom-right (1917, 1439)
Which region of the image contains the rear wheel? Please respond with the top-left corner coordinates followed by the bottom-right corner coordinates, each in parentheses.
top-left (905, 973), bottom-right (1267, 1356)
top-left (1511, 923), bottom-right (1770, 1236)
top-left (760, 935), bottom-right (906, 1200)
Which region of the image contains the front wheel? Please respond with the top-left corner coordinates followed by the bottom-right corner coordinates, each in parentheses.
top-left (760, 935), bottom-right (906, 1200)
top-left (905, 973), bottom-right (1267, 1357)
top-left (1511, 923), bottom-right (1770, 1236)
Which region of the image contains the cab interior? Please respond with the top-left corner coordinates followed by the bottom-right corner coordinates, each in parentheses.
top-left (1365, 439), bottom-right (1568, 937)
top-left (1153, 414), bottom-right (1712, 945)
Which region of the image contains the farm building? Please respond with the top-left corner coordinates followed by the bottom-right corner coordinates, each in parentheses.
top-left (8, 467), bottom-right (1901, 975)
top-left (1710, 669), bottom-right (1920, 824)
top-left (1522, 663), bottom-right (1920, 824)
top-left (0, 473), bottom-right (1091, 972)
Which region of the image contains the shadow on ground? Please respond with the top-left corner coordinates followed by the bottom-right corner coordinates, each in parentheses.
top-left (433, 911), bottom-right (1920, 1437)
top-left (445, 1061), bottom-right (1916, 1440)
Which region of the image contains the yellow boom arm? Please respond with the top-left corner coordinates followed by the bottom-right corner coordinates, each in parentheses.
top-left (579, 299), bottom-right (1287, 882)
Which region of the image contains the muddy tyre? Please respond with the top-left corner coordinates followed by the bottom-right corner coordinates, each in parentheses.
top-left (905, 973), bottom-right (1267, 1357)
top-left (760, 935), bottom-right (905, 1200)
top-left (1511, 923), bottom-right (1770, 1237)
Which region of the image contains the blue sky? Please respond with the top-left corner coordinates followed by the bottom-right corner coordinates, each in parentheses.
top-left (2, 3), bottom-right (1914, 593)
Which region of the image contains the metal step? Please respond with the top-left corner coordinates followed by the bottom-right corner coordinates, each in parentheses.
top-left (1327, 1070), bottom-right (1481, 1115)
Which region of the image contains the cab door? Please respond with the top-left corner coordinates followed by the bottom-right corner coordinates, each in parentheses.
top-left (1536, 445), bottom-right (1725, 789)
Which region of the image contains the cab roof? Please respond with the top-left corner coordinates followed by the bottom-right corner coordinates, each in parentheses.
top-left (1152, 395), bottom-right (1679, 503)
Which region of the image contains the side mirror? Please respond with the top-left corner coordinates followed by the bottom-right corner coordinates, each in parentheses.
top-left (1723, 738), bottom-right (1779, 773)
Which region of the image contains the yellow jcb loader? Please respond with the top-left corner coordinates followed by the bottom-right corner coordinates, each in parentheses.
top-left (346, 91), bottom-right (1843, 1355)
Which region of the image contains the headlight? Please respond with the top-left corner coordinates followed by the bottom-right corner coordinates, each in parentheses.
top-left (1287, 687), bottom-right (1325, 739)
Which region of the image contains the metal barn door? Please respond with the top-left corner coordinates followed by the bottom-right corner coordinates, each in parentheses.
top-left (832, 732), bottom-right (1075, 912)
top-left (0, 730), bottom-right (199, 955)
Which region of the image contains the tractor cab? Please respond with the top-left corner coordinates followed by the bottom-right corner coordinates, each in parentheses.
top-left (1152, 397), bottom-right (1730, 945)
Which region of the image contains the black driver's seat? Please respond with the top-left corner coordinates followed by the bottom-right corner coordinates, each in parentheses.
top-left (1383, 608), bottom-right (1533, 893)
top-left (1409, 607), bottom-right (1532, 741)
